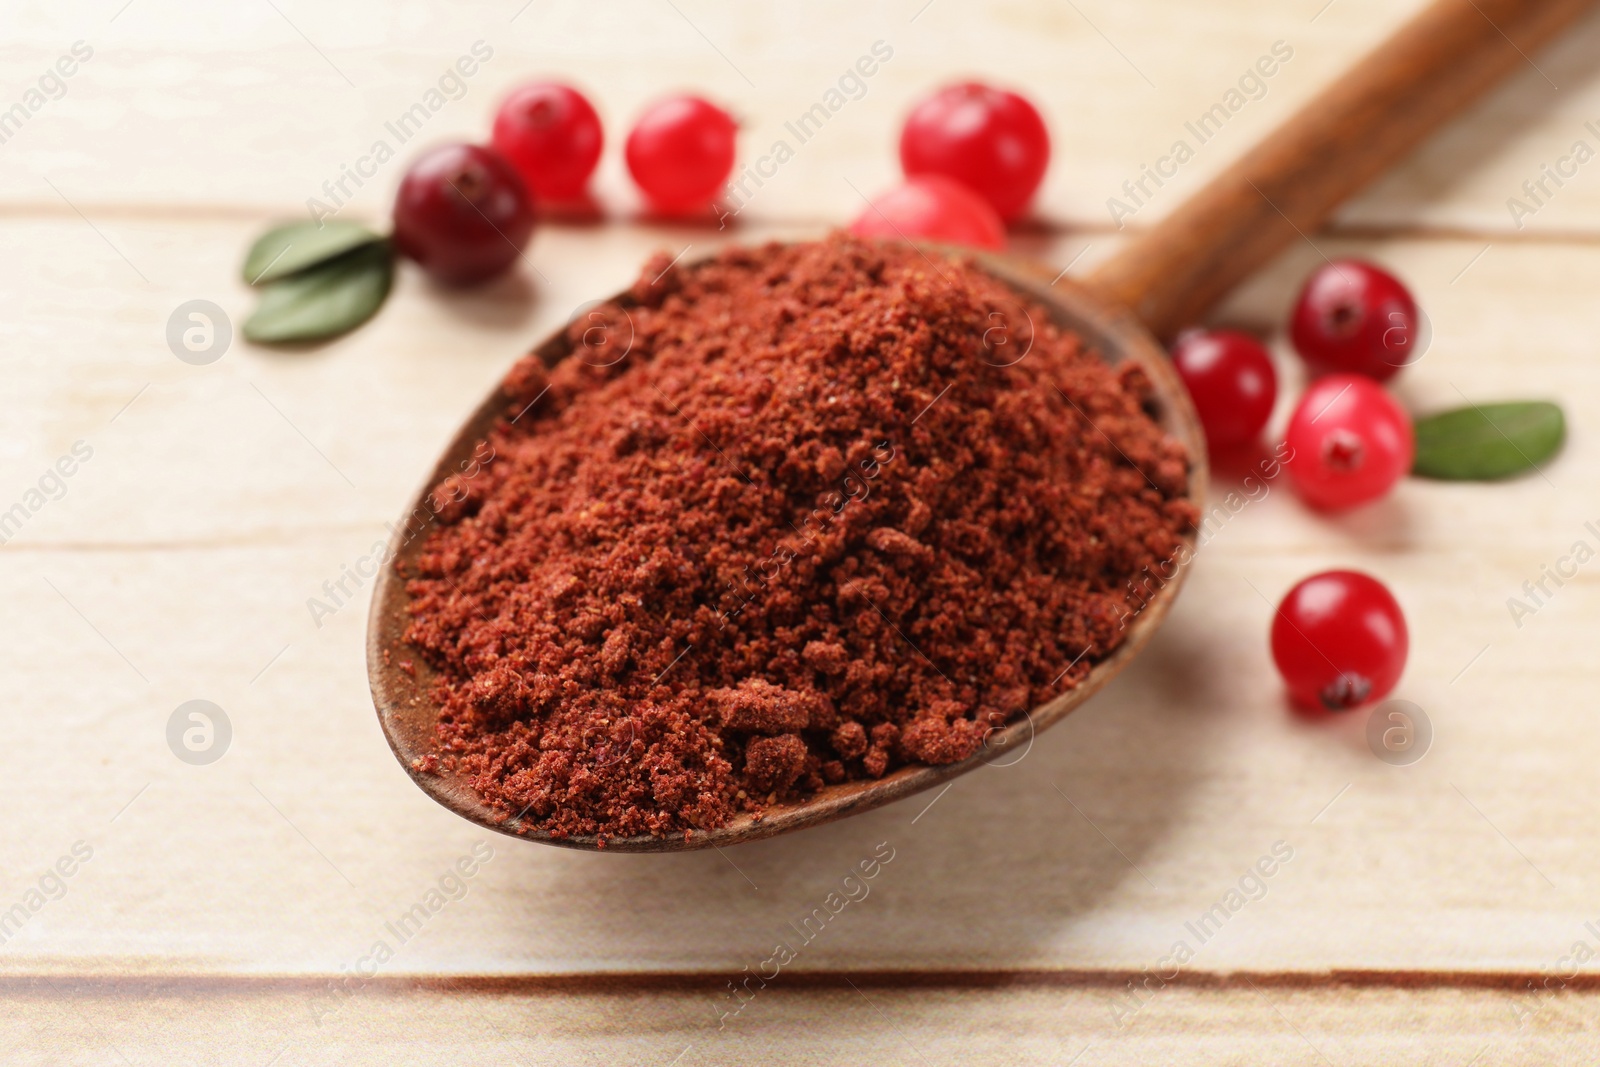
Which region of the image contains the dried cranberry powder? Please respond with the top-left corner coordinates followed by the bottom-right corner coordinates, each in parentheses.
top-left (403, 234), bottom-right (1195, 841)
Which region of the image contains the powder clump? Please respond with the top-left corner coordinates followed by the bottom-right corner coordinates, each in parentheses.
top-left (403, 233), bottom-right (1196, 841)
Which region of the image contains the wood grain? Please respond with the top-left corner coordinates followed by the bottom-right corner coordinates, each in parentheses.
top-left (1, 975), bottom-right (1588, 1065)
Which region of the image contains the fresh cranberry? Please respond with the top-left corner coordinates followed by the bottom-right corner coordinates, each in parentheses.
top-left (1271, 570), bottom-right (1408, 711)
top-left (1283, 374), bottom-right (1413, 510)
top-left (625, 95), bottom-right (737, 213)
top-left (849, 176), bottom-right (1006, 250)
top-left (899, 82), bottom-right (1050, 222)
top-left (1290, 259), bottom-right (1421, 380)
top-left (1170, 329), bottom-right (1277, 449)
top-left (392, 143), bottom-right (534, 286)
top-left (491, 82), bottom-right (603, 201)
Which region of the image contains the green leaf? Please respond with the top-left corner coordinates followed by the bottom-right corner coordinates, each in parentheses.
top-left (1412, 401), bottom-right (1565, 481)
top-left (242, 220), bottom-right (383, 285)
top-left (243, 242), bottom-right (393, 344)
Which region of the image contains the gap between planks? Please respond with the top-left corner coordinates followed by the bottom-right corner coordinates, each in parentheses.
top-left (4, 200), bottom-right (1600, 248)
top-left (0, 968), bottom-right (1586, 996)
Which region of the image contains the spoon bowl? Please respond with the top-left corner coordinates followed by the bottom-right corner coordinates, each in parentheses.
top-left (367, 249), bottom-right (1206, 852)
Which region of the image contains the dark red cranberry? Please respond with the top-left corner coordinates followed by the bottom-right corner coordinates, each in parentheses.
top-left (1290, 259), bottom-right (1421, 380)
top-left (393, 143), bottom-right (535, 286)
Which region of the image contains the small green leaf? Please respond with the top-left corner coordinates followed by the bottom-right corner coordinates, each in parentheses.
top-left (242, 220), bottom-right (383, 285)
top-left (243, 242), bottom-right (393, 344)
top-left (1412, 400), bottom-right (1565, 480)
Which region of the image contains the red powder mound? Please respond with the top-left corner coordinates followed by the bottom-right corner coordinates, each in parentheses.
top-left (402, 234), bottom-right (1196, 841)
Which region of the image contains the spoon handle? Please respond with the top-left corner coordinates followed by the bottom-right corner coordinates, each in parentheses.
top-left (1086, 0), bottom-right (1597, 340)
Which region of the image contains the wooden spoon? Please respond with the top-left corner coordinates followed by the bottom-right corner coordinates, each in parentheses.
top-left (369, 0), bottom-right (1595, 851)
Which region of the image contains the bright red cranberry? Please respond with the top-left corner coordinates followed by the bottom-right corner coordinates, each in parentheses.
top-left (1170, 329), bottom-right (1278, 449)
top-left (1284, 374), bottom-right (1413, 510)
top-left (491, 82), bottom-right (603, 202)
top-left (849, 176), bottom-right (1006, 250)
top-left (899, 82), bottom-right (1050, 222)
top-left (1271, 570), bottom-right (1407, 711)
top-left (625, 95), bottom-right (737, 213)
top-left (392, 143), bottom-right (534, 286)
top-left (1290, 259), bottom-right (1421, 380)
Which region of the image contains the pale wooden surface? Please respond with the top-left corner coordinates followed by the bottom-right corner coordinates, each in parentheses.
top-left (5, 0), bottom-right (1600, 1061)
top-left (6, 978), bottom-right (1596, 1066)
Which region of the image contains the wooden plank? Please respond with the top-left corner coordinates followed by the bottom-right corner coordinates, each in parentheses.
top-left (2, 977), bottom-right (1593, 1065)
top-left (4, 0), bottom-right (1600, 238)
top-left (1, 218), bottom-right (1597, 979)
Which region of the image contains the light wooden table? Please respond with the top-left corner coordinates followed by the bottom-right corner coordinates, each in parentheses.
top-left (5, 1), bottom-right (1600, 1063)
